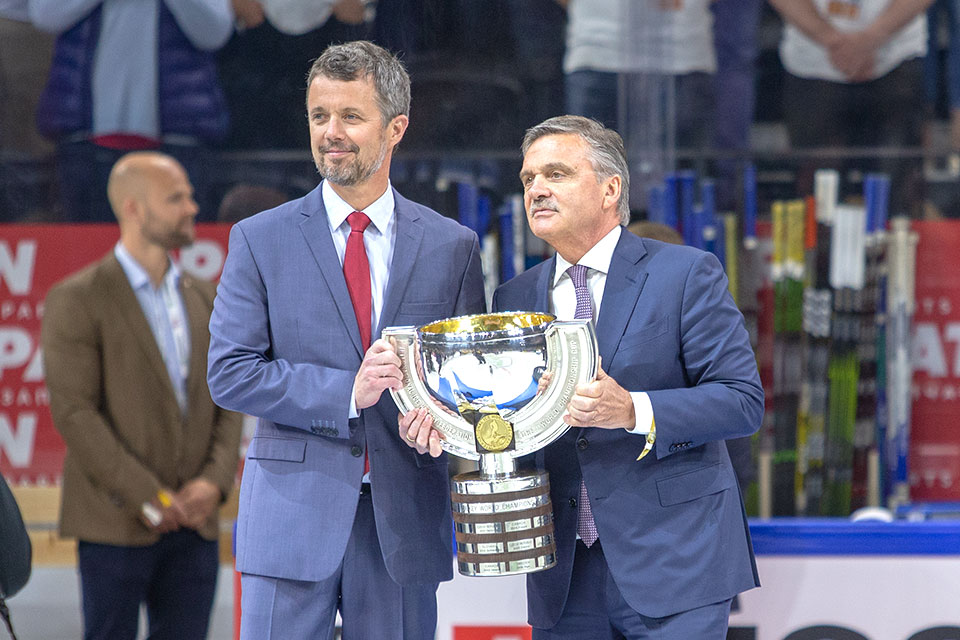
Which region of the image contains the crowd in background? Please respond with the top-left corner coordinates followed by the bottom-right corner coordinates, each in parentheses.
top-left (1, 0), bottom-right (959, 224)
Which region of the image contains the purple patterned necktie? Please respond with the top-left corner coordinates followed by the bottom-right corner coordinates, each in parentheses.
top-left (567, 264), bottom-right (599, 547)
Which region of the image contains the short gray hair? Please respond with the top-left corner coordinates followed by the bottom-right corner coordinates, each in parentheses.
top-left (521, 115), bottom-right (630, 224)
top-left (306, 41), bottom-right (410, 125)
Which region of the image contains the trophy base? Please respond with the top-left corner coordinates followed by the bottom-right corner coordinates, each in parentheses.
top-left (451, 469), bottom-right (556, 577)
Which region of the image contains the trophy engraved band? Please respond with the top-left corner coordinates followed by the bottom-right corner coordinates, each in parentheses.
top-left (383, 312), bottom-right (598, 576)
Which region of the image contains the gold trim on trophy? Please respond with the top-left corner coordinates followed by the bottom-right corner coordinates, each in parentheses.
top-left (420, 312), bottom-right (555, 335)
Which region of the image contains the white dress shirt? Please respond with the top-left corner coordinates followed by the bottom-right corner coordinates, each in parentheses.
top-left (551, 225), bottom-right (653, 435)
top-left (322, 180), bottom-right (396, 430)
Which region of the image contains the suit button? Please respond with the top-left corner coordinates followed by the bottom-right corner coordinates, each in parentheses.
top-left (569, 497), bottom-right (577, 508)
top-left (577, 437), bottom-right (588, 451)
top-left (351, 445), bottom-right (363, 457)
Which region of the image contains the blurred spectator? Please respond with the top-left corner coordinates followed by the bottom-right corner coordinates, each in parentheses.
top-left (563, 0), bottom-right (716, 150)
top-left (217, 0), bottom-right (369, 150)
top-left (396, 0), bottom-right (527, 151)
top-left (505, 0), bottom-right (566, 132)
top-left (1, 0), bottom-right (56, 222)
top-left (29, 0), bottom-right (233, 222)
top-left (371, 0), bottom-right (419, 55)
top-left (217, 182), bottom-right (288, 222)
top-left (770, 0), bottom-right (932, 217)
top-left (712, 0), bottom-right (763, 212)
top-left (925, 0), bottom-right (960, 152)
top-left (0, 0), bottom-right (54, 156)
top-left (41, 151), bottom-right (242, 640)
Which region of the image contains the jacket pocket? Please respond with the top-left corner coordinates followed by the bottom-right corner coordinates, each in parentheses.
top-left (247, 436), bottom-right (306, 463)
top-left (656, 463), bottom-right (734, 507)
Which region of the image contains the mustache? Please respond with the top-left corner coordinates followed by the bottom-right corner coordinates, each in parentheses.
top-left (530, 197), bottom-right (558, 212)
top-left (319, 143), bottom-right (359, 154)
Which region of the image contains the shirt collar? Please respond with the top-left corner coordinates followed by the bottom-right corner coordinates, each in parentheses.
top-left (553, 225), bottom-right (622, 286)
top-left (322, 179), bottom-right (395, 235)
top-left (114, 242), bottom-right (180, 291)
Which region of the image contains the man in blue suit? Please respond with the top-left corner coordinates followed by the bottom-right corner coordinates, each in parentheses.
top-left (207, 41), bottom-right (486, 640)
top-left (406, 115), bottom-right (762, 638)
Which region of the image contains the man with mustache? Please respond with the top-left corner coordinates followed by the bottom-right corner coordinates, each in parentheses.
top-left (405, 115), bottom-right (763, 639)
top-left (207, 41), bottom-right (486, 639)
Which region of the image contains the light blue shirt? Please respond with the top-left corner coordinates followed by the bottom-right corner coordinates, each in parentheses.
top-left (115, 243), bottom-right (190, 412)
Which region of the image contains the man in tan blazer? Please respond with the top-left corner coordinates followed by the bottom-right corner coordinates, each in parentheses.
top-left (42, 152), bottom-right (242, 640)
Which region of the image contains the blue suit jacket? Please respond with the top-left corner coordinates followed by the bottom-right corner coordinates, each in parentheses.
top-left (492, 229), bottom-right (762, 625)
top-left (207, 185), bottom-right (486, 585)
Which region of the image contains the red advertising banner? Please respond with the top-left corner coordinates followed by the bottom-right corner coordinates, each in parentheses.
top-left (910, 221), bottom-right (960, 501)
top-left (0, 224), bottom-right (232, 485)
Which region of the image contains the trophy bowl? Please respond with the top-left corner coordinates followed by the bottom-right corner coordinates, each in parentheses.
top-left (383, 311), bottom-right (598, 576)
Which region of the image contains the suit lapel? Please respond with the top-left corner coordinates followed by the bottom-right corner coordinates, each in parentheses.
top-left (377, 192), bottom-right (424, 336)
top-left (298, 187), bottom-right (366, 357)
top-left (534, 257), bottom-right (555, 313)
top-left (101, 255), bottom-right (179, 403)
top-left (595, 231), bottom-right (649, 366)
top-left (180, 275), bottom-right (207, 418)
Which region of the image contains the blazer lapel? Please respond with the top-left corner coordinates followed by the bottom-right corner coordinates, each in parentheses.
top-left (376, 191), bottom-right (424, 336)
top-left (181, 275), bottom-right (208, 417)
top-left (298, 187), bottom-right (366, 358)
top-left (595, 230), bottom-right (649, 366)
top-left (534, 257), bottom-right (555, 313)
top-left (101, 255), bottom-right (179, 402)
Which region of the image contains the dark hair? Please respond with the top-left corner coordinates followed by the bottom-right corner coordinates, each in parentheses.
top-left (306, 41), bottom-right (410, 125)
top-left (522, 115), bottom-right (630, 224)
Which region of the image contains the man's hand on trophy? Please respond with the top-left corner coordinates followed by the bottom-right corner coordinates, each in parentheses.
top-left (398, 407), bottom-right (444, 457)
top-left (355, 338), bottom-right (403, 410)
top-left (564, 364), bottom-right (636, 430)
top-left (536, 370), bottom-right (553, 395)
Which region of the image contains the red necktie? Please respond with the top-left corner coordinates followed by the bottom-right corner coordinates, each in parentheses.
top-left (344, 211), bottom-right (372, 351)
top-left (344, 211), bottom-right (372, 474)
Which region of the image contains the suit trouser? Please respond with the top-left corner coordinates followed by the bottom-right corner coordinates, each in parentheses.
top-left (77, 530), bottom-right (218, 640)
top-left (239, 489), bottom-right (438, 640)
top-left (533, 540), bottom-right (732, 640)
top-left (710, 0), bottom-right (762, 211)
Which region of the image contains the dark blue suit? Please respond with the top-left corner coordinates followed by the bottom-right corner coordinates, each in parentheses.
top-left (492, 230), bottom-right (762, 632)
top-left (207, 184), bottom-right (486, 638)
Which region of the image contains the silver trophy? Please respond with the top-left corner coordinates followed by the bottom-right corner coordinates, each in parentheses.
top-left (383, 312), bottom-right (598, 576)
